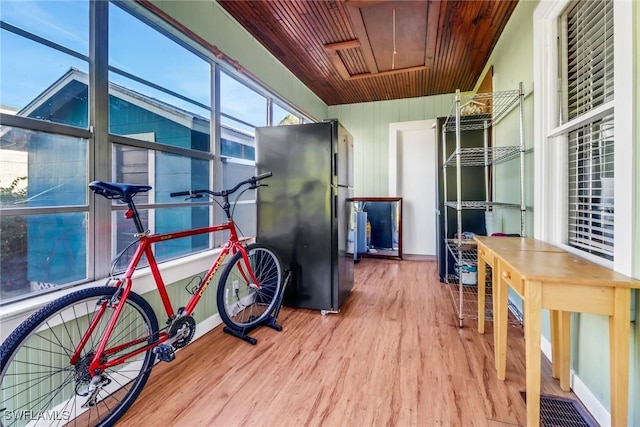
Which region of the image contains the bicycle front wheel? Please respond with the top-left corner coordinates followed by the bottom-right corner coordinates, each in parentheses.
top-left (217, 244), bottom-right (283, 330)
top-left (0, 286), bottom-right (159, 427)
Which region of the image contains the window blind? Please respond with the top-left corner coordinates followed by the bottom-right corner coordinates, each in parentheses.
top-left (564, 0), bottom-right (614, 260)
top-left (566, 0), bottom-right (614, 120)
top-left (567, 115), bottom-right (614, 260)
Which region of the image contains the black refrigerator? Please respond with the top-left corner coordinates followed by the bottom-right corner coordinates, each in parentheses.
top-left (255, 120), bottom-right (355, 312)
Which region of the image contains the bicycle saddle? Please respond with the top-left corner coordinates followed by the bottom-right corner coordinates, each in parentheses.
top-left (89, 181), bottom-right (152, 200)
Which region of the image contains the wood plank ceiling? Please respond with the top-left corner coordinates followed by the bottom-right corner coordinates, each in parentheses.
top-left (216, 0), bottom-right (518, 106)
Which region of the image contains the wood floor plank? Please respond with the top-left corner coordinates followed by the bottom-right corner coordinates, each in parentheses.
top-left (116, 259), bottom-right (577, 426)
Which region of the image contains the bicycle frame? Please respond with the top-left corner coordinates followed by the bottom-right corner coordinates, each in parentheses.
top-left (71, 219), bottom-right (260, 375)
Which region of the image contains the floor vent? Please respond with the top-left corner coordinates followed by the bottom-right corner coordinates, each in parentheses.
top-left (520, 393), bottom-right (599, 427)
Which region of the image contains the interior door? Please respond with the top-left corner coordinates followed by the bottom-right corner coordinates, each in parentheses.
top-left (389, 120), bottom-right (437, 256)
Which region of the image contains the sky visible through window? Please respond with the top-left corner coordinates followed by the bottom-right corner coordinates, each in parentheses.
top-left (0, 0), bottom-right (270, 128)
top-left (0, 1), bottom-right (89, 110)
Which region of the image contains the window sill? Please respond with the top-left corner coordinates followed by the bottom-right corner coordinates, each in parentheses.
top-left (0, 247), bottom-right (225, 341)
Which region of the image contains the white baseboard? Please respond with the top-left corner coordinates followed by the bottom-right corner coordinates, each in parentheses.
top-left (540, 335), bottom-right (611, 427)
top-left (571, 374), bottom-right (611, 427)
top-left (192, 313), bottom-right (223, 341)
top-left (541, 332), bottom-right (553, 358)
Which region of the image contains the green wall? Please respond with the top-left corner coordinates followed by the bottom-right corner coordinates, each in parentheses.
top-left (147, 0), bottom-right (328, 122)
top-left (477, 0), bottom-right (536, 239)
top-left (329, 95), bottom-right (453, 196)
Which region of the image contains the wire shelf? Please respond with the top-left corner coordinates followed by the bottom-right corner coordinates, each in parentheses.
top-left (445, 239), bottom-right (477, 266)
top-left (443, 146), bottom-right (521, 168)
top-left (444, 278), bottom-right (492, 322)
top-left (444, 201), bottom-right (521, 210)
top-left (443, 273), bottom-right (523, 328)
top-left (443, 89), bottom-right (521, 131)
top-left (441, 84), bottom-right (525, 330)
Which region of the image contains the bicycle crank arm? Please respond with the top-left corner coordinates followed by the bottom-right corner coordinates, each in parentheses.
top-left (163, 326), bottom-right (190, 346)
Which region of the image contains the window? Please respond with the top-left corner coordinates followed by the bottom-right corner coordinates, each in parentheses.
top-left (111, 145), bottom-right (211, 270)
top-left (108, 3), bottom-right (211, 134)
top-left (220, 71), bottom-right (266, 133)
top-left (1, 33), bottom-right (90, 127)
top-left (0, 1), bottom-right (89, 128)
top-left (562, 0), bottom-right (615, 260)
top-left (273, 102), bottom-right (301, 126)
top-left (108, 3), bottom-right (213, 264)
top-left (534, 0), bottom-right (633, 271)
top-left (567, 116), bottom-right (614, 260)
top-left (219, 70), bottom-right (265, 163)
top-left (0, 128), bottom-right (89, 299)
top-left (221, 127), bottom-right (255, 161)
top-left (1, 1), bottom-right (90, 302)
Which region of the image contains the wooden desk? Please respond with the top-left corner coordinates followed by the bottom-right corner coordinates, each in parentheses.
top-left (475, 237), bottom-right (565, 372)
top-left (476, 237), bottom-right (639, 427)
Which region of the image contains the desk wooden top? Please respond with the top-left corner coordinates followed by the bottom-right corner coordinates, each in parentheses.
top-left (496, 250), bottom-right (640, 288)
top-left (474, 236), bottom-right (565, 252)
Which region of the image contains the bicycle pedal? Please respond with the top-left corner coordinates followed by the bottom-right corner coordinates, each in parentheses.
top-left (153, 344), bottom-right (176, 362)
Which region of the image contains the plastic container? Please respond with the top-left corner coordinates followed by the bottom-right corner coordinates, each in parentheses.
top-left (460, 265), bottom-right (478, 286)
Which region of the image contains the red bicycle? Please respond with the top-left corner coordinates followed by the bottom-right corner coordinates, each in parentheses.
top-left (0, 172), bottom-right (283, 426)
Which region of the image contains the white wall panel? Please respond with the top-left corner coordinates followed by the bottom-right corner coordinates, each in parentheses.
top-left (330, 94), bottom-right (453, 197)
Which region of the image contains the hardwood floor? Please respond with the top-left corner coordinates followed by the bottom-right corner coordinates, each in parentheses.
top-left (117, 259), bottom-right (576, 426)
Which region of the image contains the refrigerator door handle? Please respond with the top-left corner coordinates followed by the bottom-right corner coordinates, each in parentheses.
top-left (333, 152), bottom-right (338, 177)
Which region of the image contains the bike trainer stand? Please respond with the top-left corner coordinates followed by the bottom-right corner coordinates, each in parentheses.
top-left (223, 270), bottom-right (292, 345)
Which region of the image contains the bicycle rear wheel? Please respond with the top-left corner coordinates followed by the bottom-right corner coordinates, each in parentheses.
top-left (217, 244), bottom-right (283, 330)
top-left (0, 286), bottom-right (159, 427)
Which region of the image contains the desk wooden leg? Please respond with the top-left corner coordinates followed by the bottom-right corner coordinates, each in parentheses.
top-left (550, 310), bottom-right (560, 379)
top-left (558, 311), bottom-right (571, 391)
top-left (609, 288), bottom-right (630, 427)
top-left (492, 264), bottom-right (499, 369)
top-left (478, 258), bottom-right (486, 334)
top-left (524, 281), bottom-right (542, 427)
top-left (549, 310), bottom-right (570, 389)
top-left (495, 262), bottom-right (508, 381)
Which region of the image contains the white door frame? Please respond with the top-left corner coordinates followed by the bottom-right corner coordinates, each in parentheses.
top-left (389, 119), bottom-right (437, 256)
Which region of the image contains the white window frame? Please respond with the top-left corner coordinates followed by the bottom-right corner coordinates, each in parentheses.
top-left (533, 0), bottom-right (635, 275)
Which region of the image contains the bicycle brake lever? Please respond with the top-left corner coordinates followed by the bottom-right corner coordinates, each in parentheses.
top-left (184, 194), bottom-right (204, 201)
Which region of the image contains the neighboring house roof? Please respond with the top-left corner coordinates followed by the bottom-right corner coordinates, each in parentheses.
top-left (19, 68), bottom-right (251, 140)
top-left (0, 105), bottom-right (19, 115)
top-left (4, 67), bottom-right (255, 151)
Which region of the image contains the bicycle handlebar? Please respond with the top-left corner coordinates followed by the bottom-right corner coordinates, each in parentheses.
top-left (170, 172), bottom-right (272, 199)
